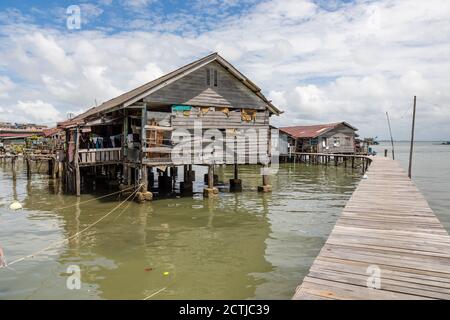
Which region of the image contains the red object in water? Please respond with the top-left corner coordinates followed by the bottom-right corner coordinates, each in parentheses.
top-left (144, 267), bottom-right (153, 272)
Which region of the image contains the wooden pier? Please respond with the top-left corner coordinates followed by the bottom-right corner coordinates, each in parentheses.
top-left (294, 156), bottom-right (450, 300)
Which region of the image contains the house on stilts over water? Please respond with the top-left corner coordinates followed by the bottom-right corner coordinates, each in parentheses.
top-left (57, 53), bottom-right (282, 200)
top-left (279, 122), bottom-right (358, 155)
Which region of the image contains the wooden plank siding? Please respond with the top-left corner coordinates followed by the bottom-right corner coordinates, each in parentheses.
top-left (317, 126), bottom-right (356, 154)
top-left (171, 108), bottom-right (269, 129)
top-left (144, 61), bottom-right (269, 110)
top-left (293, 156), bottom-right (450, 300)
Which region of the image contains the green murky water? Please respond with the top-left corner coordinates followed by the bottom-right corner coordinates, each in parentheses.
top-left (0, 160), bottom-right (362, 299)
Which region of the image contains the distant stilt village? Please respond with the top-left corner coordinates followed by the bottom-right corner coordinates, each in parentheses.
top-left (0, 53), bottom-right (375, 202)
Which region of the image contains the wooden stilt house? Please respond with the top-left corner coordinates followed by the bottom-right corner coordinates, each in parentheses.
top-left (57, 53), bottom-right (282, 197)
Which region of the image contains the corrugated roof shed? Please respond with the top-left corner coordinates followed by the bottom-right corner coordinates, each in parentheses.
top-left (279, 122), bottom-right (357, 139)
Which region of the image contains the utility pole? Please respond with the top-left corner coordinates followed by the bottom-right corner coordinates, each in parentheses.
top-left (408, 96), bottom-right (417, 179)
top-left (386, 111), bottom-right (395, 160)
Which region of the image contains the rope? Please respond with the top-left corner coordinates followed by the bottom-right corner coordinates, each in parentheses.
top-left (2, 184), bottom-right (142, 268)
top-left (142, 271), bottom-right (177, 300)
top-left (1, 182), bottom-right (137, 210)
top-left (143, 286), bottom-right (168, 300)
top-left (54, 184), bottom-right (137, 211)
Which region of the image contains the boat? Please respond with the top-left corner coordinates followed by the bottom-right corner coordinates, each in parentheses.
top-left (441, 141), bottom-right (450, 145)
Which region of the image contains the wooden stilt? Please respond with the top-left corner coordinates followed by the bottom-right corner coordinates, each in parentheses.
top-left (26, 158), bottom-right (31, 179)
top-left (230, 163), bottom-right (242, 192)
top-left (75, 127), bottom-right (81, 197)
top-left (203, 164), bottom-right (218, 197)
top-left (258, 164), bottom-right (272, 192)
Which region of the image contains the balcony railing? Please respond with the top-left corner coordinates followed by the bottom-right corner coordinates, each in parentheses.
top-left (78, 148), bottom-right (122, 165)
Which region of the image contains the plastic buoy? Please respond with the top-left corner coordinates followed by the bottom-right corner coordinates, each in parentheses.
top-left (9, 201), bottom-right (22, 210)
top-left (163, 272), bottom-right (169, 276)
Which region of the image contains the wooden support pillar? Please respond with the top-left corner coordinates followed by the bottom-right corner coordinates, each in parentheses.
top-left (203, 164), bottom-right (218, 197)
top-left (136, 164), bottom-right (152, 203)
top-left (58, 161), bottom-right (63, 180)
top-left (230, 163), bottom-right (242, 192)
top-left (148, 167), bottom-right (154, 189)
top-left (52, 158), bottom-right (57, 179)
top-left (351, 156), bottom-right (355, 169)
top-left (141, 165), bottom-right (148, 192)
top-left (127, 165), bottom-right (132, 186)
top-left (180, 165), bottom-right (193, 196)
top-left (258, 165), bottom-right (272, 193)
top-left (75, 127), bottom-right (81, 197)
top-left (26, 158), bottom-right (31, 179)
top-left (208, 165), bottom-right (214, 188)
top-left (11, 156), bottom-right (16, 179)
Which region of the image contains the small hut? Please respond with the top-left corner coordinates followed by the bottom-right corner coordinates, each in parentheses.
top-left (279, 122), bottom-right (358, 154)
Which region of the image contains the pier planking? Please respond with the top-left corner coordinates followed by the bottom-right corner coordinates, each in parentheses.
top-left (293, 156), bottom-right (450, 300)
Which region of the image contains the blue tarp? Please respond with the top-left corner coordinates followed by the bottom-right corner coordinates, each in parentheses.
top-left (171, 105), bottom-right (192, 112)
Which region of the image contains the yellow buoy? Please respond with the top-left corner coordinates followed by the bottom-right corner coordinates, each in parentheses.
top-left (9, 201), bottom-right (22, 210)
top-left (163, 272), bottom-right (169, 276)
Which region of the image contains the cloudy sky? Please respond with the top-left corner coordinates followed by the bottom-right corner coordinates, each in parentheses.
top-left (0, 0), bottom-right (449, 140)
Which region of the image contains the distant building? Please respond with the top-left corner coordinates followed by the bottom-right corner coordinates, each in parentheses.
top-left (279, 122), bottom-right (358, 154)
top-left (0, 122), bottom-right (48, 146)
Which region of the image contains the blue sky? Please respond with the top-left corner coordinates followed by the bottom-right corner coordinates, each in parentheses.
top-left (1, 0), bottom-right (449, 140)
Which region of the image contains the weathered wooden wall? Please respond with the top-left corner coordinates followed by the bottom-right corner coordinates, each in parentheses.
top-left (317, 126), bottom-right (355, 154)
top-left (171, 107), bottom-right (269, 129)
top-left (144, 61), bottom-right (269, 110)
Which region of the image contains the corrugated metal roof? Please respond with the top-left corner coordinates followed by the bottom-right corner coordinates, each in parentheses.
top-left (0, 133), bottom-right (36, 138)
top-left (42, 127), bottom-right (62, 137)
top-left (279, 122), bottom-right (358, 139)
top-left (58, 52), bottom-right (281, 128)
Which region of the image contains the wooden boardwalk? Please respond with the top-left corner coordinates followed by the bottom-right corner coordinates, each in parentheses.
top-left (294, 156), bottom-right (450, 300)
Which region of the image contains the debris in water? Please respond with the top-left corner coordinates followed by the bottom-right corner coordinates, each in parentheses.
top-left (9, 201), bottom-right (22, 210)
top-left (144, 267), bottom-right (153, 272)
top-left (163, 271), bottom-right (169, 276)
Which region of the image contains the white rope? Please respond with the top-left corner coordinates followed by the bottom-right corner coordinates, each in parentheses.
top-left (1, 184), bottom-right (137, 210)
top-left (143, 286), bottom-right (168, 300)
top-left (2, 184), bottom-right (142, 268)
top-left (54, 184), bottom-right (137, 211)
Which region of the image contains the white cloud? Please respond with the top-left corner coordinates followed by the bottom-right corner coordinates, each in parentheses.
top-left (0, 0), bottom-right (450, 139)
top-left (15, 100), bottom-right (62, 123)
top-left (121, 0), bottom-right (155, 9)
top-left (0, 76), bottom-right (15, 99)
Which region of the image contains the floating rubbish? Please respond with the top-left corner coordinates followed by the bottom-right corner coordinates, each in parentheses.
top-left (362, 174), bottom-right (368, 179)
top-left (9, 201), bottom-right (22, 210)
top-left (163, 272), bottom-right (169, 276)
top-left (144, 267), bottom-right (153, 272)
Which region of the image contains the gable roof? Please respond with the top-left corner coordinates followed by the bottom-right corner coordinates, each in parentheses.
top-left (59, 52), bottom-right (281, 128)
top-left (279, 122), bottom-right (358, 139)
